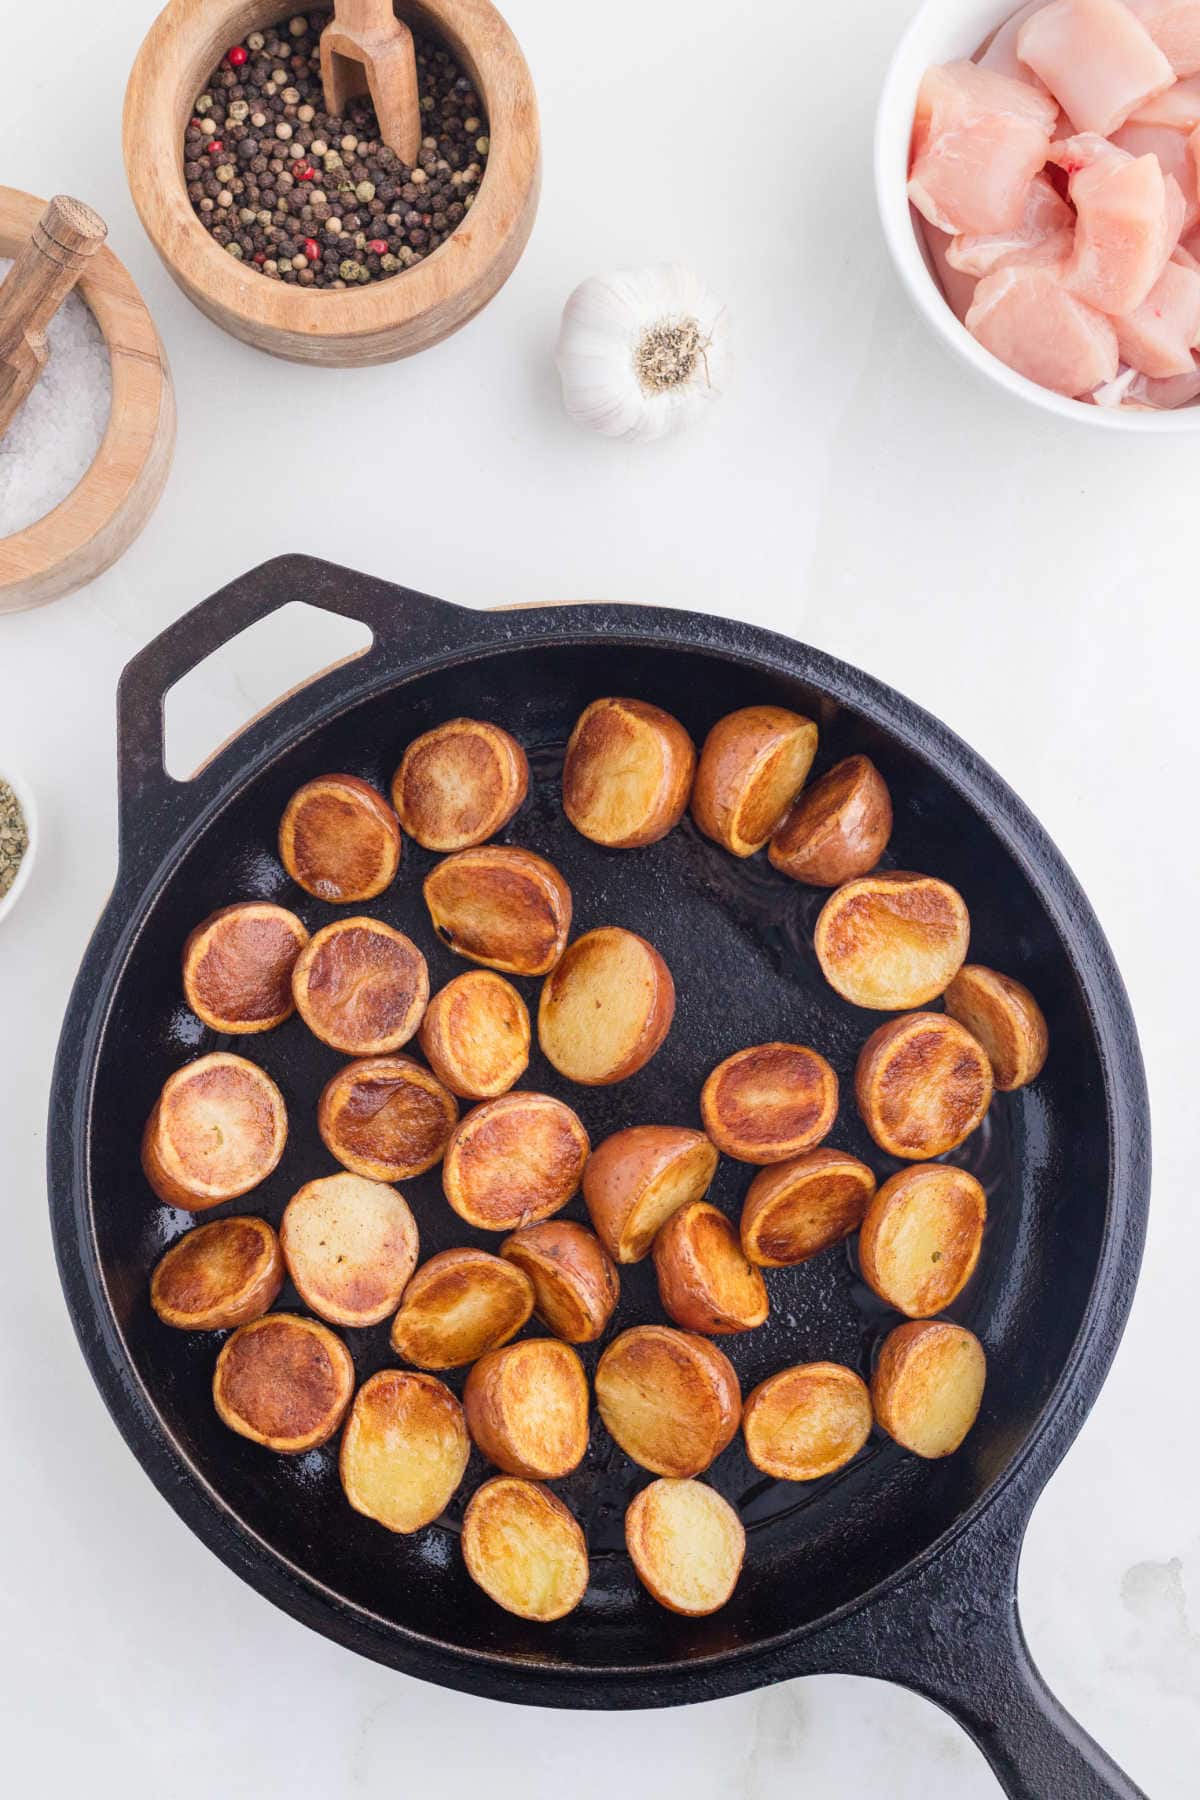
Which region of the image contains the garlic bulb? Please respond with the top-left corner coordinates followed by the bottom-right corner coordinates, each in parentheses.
top-left (555, 265), bottom-right (731, 444)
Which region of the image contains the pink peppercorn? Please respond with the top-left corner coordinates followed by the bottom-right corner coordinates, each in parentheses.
top-left (227, 45), bottom-right (248, 67)
top-left (367, 239), bottom-right (387, 254)
top-left (303, 238), bottom-right (320, 261)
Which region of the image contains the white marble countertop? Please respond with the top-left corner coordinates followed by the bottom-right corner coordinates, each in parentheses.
top-left (1, 0), bottom-right (1197, 1792)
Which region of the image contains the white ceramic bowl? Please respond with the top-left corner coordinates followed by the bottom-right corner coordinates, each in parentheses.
top-left (875, 0), bottom-right (1200, 431)
top-left (0, 765), bottom-right (37, 928)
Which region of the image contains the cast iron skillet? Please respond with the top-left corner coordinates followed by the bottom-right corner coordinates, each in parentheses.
top-left (50, 555), bottom-right (1150, 1798)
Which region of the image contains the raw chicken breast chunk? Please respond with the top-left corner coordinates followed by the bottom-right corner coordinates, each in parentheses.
top-left (1130, 74), bottom-right (1200, 129)
top-left (1124, 0), bottom-right (1200, 76)
top-left (1018, 0), bottom-right (1174, 136)
top-left (1113, 255), bottom-right (1200, 372)
top-left (1111, 122), bottom-right (1200, 232)
top-left (909, 60), bottom-right (1059, 234)
top-left (966, 259), bottom-right (1120, 392)
top-left (946, 172), bottom-right (1075, 273)
top-left (1053, 139), bottom-right (1186, 311)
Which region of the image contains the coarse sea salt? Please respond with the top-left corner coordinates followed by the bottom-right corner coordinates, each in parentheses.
top-left (0, 256), bottom-right (111, 539)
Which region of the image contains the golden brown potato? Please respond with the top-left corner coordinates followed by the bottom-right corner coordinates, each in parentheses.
top-left (500, 1221), bottom-right (619, 1344)
top-left (182, 902), bottom-right (309, 1034)
top-left (742, 1363), bottom-right (873, 1480)
top-left (443, 1092), bottom-right (589, 1231)
top-left (279, 773), bottom-right (401, 903)
top-left (871, 1320), bottom-right (987, 1458)
top-left (537, 927), bottom-right (675, 1086)
top-left (418, 971), bottom-right (530, 1100)
top-left (595, 1326), bottom-right (741, 1477)
top-left (692, 705), bottom-right (819, 857)
top-left (213, 1313), bottom-right (355, 1453)
top-left (462, 1477), bottom-right (589, 1621)
top-left (739, 1147), bottom-right (877, 1268)
top-left (562, 697), bottom-right (696, 848)
top-left (423, 845), bottom-right (572, 977)
top-left (583, 1126), bottom-right (719, 1263)
top-left (340, 1369), bottom-right (469, 1533)
top-left (142, 1053), bottom-right (288, 1210)
top-left (389, 1248), bottom-right (534, 1369)
top-left (653, 1201), bottom-right (769, 1334)
top-left (292, 918), bottom-right (429, 1055)
top-left (318, 1055), bottom-right (459, 1181)
top-left (856, 1012), bottom-right (993, 1159)
top-left (768, 755), bottom-right (893, 887)
top-left (280, 1172), bottom-right (419, 1328)
top-left (391, 718), bottom-right (528, 852)
top-left (943, 964), bottom-right (1049, 1091)
top-left (625, 1479), bottom-right (745, 1616)
top-left (814, 871), bottom-right (970, 1010)
top-left (700, 1042), bottom-right (838, 1164)
top-left (150, 1216), bottom-right (283, 1330)
top-left (858, 1164), bottom-right (986, 1318)
top-left (464, 1338), bottom-right (590, 1478)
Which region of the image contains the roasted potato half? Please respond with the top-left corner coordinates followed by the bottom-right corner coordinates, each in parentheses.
top-left (142, 1052), bottom-right (288, 1210)
top-left (182, 902), bottom-right (309, 1034)
top-left (443, 1092), bottom-right (590, 1231)
top-left (814, 870), bottom-right (970, 1011)
top-left (279, 773), bottom-right (401, 903)
top-left (339, 1369), bottom-right (469, 1533)
top-left (856, 1012), bottom-right (993, 1160)
top-left (390, 1247), bottom-right (534, 1369)
top-left (280, 1172), bottom-right (419, 1328)
top-left (692, 705), bottom-right (818, 857)
top-left (742, 1362), bottom-right (872, 1480)
top-left (424, 844), bottom-right (572, 977)
top-left (292, 918), bottom-right (429, 1055)
top-left (537, 927), bottom-right (675, 1086)
top-left (391, 718), bottom-right (529, 852)
top-left (768, 755), bottom-right (893, 887)
top-left (562, 697), bottom-right (695, 848)
top-left (500, 1221), bottom-right (619, 1344)
top-left (213, 1313), bottom-right (355, 1453)
top-left (583, 1125), bottom-right (719, 1263)
top-left (418, 970), bottom-right (530, 1100)
top-left (625, 1479), bottom-right (745, 1616)
top-left (150, 1215), bottom-right (283, 1330)
top-left (462, 1477), bottom-right (589, 1622)
top-left (595, 1325), bottom-right (740, 1477)
top-left (740, 1146), bottom-right (877, 1268)
top-left (943, 964), bottom-right (1049, 1091)
top-left (318, 1054), bottom-right (459, 1181)
top-left (653, 1201), bottom-right (769, 1334)
top-left (463, 1338), bottom-right (590, 1479)
top-left (700, 1042), bottom-right (838, 1164)
top-left (871, 1320), bottom-right (987, 1458)
top-left (859, 1164), bottom-right (986, 1318)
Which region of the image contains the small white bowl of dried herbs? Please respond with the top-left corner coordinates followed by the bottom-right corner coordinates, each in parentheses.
top-left (0, 766), bottom-right (36, 927)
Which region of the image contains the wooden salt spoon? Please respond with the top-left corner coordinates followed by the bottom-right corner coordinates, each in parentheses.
top-left (320, 0), bottom-right (422, 166)
top-left (0, 195), bottom-right (106, 441)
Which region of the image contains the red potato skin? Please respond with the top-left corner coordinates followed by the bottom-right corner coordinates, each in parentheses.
top-left (463, 1340), bottom-right (590, 1479)
top-left (653, 1202), bottom-right (769, 1334)
top-left (768, 756), bottom-right (893, 887)
top-left (691, 706), bottom-right (818, 855)
top-left (943, 964), bottom-right (1050, 1091)
top-left (595, 1326), bottom-right (741, 1476)
top-left (739, 1146), bottom-right (877, 1267)
top-left (562, 698), bottom-right (696, 848)
top-left (500, 1221), bottom-right (619, 1343)
top-left (150, 1216), bottom-right (284, 1330)
top-left (422, 846), bottom-right (573, 977)
top-left (582, 1126), bottom-right (719, 1263)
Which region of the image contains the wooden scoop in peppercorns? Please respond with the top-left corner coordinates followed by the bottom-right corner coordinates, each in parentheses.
top-left (320, 0), bottom-right (421, 165)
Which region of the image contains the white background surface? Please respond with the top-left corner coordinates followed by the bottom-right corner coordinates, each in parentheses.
top-left (1, 0), bottom-right (1197, 1793)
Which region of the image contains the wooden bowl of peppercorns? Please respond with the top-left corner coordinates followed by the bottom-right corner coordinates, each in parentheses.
top-left (124, 2), bottom-right (539, 365)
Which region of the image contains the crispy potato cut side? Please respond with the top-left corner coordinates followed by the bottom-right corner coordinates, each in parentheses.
top-left (278, 774), bottom-right (401, 903)
top-left (742, 1363), bottom-right (872, 1481)
top-left (213, 1313), bottom-right (354, 1453)
top-left (814, 871), bottom-right (970, 1010)
top-left (464, 1339), bottom-right (590, 1479)
top-left (318, 1055), bottom-right (458, 1181)
top-left (856, 1012), bottom-right (993, 1160)
top-left (462, 1478), bottom-right (589, 1621)
top-left (182, 902), bottom-right (309, 1034)
top-left (700, 1042), bottom-right (838, 1164)
top-left (390, 1248), bottom-right (534, 1369)
top-left (424, 845), bottom-right (572, 977)
top-left (596, 1326), bottom-right (741, 1477)
top-left (859, 1164), bottom-right (986, 1319)
top-left (692, 705), bottom-right (819, 857)
top-left (280, 1172), bottom-right (419, 1328)
top-left (500, 1221), bottom-right (619, 1343)
top-left (538, 927), bottom-right (675, 1086)
top-left (418, 971), bottom-right (530, 1100)
top-left (562, 697), bottom-right (696, 848)
top-left (943, 964), bottom-right (1049, 1091)
top-left (872, 1321), bottom-right (987, 1459)
top-left (150, 1215), bottom-right (283, 1330)
top-left (340, 1370), bottom-right (469, 1533)
top-left (769, 755), bottom-right (893, 887)
top-left (625, 1479), bottom-right (745, 1616)
top-left (292, 917), bottom-right (429, 1055)
top-left (443, 1092), bottom-right (589, 1231)
top-left (654, 1201), bottom-right (769, 1334)
top-left (391, 718), bottom-right (528, 852)
top-left (740, 1147), bottom-right (877, 1267)
top-left (583, 1126), bottom-right (719, 1262)
top-left (142, 1053), bottom-right (288, 1210)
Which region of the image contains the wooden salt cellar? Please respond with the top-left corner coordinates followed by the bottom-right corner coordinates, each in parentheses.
top-left (0, 196), bottom-right (107, 439)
